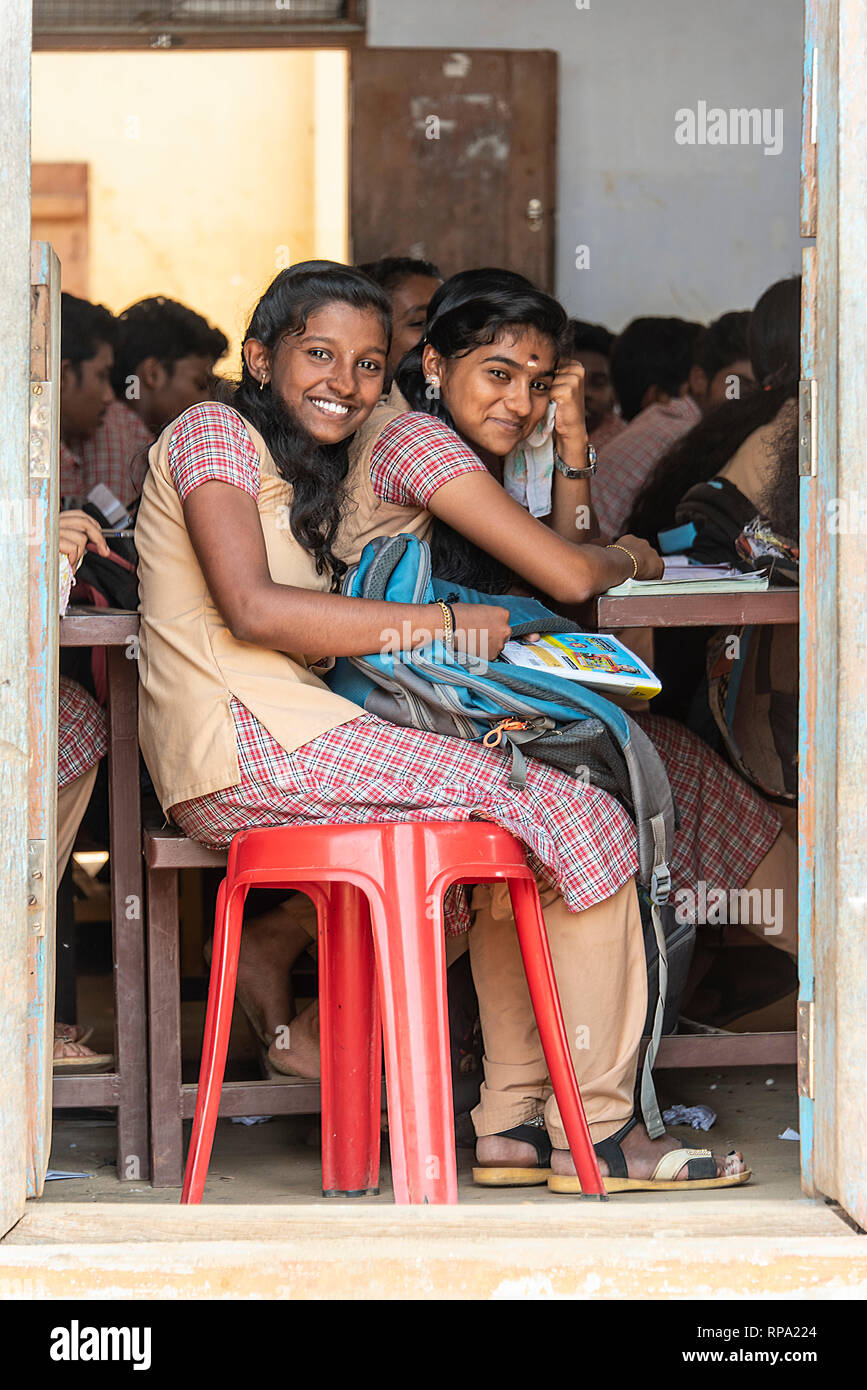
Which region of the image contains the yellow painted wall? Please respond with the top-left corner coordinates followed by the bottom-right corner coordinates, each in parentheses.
top-left (32, 50), bottom-right (348, 366)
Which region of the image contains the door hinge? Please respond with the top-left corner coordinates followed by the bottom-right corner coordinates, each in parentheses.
top-left (797, 999), bottom-right (814, 1099)
top-left (798, 378), bottom-right (817, 477)
top-left (30, 380), bottom-right (53, 480)
top-left (28, 839), bottom-right (48, 938)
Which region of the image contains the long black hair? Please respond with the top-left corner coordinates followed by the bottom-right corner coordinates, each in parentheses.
top-left (395, 268), bottom-right (570, 591)
top-left (625, 276), bottom-right (801, 544)
top-left (760, 399), bottom-right (800, 540)
top-left (229, 261), bottom-right (391, 585)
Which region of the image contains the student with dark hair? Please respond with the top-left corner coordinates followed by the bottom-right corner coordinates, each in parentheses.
top-left (567, 319), bottom-right (624, 448)
top-left (610, 317), bottom-right (702, 425)
top-left (689, 310), bottom-right (754, 415)
top-left (77, 296), bottom-right (229, 509)
top-left (394, 267), bottom-right (613, 587)
top-left (591, 316), bottom-right (703, 538)
top-left (59, 293), bottom-right (118, 506)
top-left (136, 260), bottom-right (754, 1193)
top-left (626, 279), bottom-right (800, 550)
top-left (624, 279), bottom-right (801, 825)
top-left (110, 296), bottom-right (229, 435)
top-left (357, 255), bottom-right (443, 382)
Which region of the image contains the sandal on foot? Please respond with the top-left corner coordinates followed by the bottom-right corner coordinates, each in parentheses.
top-left (54, 1023), bottom-right (94, 1046)
top-left (547, 1117), bottom-right (752, 1194)
top-left (473, 1118), bottom-right (553, 1187)
top-left (52, 1040), bottom-right (114, 1073)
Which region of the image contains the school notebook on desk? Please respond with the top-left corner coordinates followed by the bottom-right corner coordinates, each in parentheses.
top-left (501, 632), bottom-right (662, 700)
top-left (604, 554), bottom-right (770, 598)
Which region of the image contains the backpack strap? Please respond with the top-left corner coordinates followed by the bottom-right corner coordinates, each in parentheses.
top-left (637, 810), bottom-right (671, 1139)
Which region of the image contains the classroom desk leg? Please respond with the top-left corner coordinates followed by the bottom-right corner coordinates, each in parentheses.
top-left (106, 644), bottom-right (149, 1182)
top-left (147, 866), bottom-right (185, 1188)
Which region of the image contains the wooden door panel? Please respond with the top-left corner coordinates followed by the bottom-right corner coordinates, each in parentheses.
top-left (31, 163), bottom-right (89, 298)
top-left (350, 49), bottom-right (556, 290)
top-left (0, 0), bottom-right (33, 1240)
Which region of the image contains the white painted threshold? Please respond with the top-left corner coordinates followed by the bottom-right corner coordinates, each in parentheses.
top-left (1, 1200), bottom-right (864, 1299)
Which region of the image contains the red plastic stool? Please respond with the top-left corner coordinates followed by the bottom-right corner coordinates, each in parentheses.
top-left (181, 821), bottom-right (606, 1204)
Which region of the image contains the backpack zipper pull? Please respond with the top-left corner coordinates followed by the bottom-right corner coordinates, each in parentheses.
top-left (482, 718), bottom-right (531, 748)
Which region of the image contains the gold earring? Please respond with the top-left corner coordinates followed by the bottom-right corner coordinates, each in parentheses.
top-left (259, 373), bottom-right (267, 391)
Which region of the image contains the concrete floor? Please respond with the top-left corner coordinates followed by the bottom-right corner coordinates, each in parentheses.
top-left (41, 1064), bottom-right (804, 1207)
top-left (40, 967), bottom-right (811, 1206)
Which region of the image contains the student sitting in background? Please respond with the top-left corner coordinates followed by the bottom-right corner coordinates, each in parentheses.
top-left (591, 316), bottom-right (703, 538)
top-left (357, 255), bottom-right (442, 386)
top-left (622, 278), bottom-right (800, 795)
top-left (688, 310), bottom-right (754, 415)
top-left (594, 311), bottom-right (759, 541)
top-left (110, 296), bottom-right (229, 439)
top-left (59, 294), bottom-right (119, 509)
top-left (567, 319), bottom-right (625, 450)
top-left (626, 279), bottom-right (800, 557)
top-left (83, 296), bottom-right (229, 507)
top-left (53, 510), bottom-right (113, 1071)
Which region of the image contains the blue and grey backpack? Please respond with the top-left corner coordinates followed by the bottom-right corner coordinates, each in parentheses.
top-left (328, 533), bottom-right (681, 1136)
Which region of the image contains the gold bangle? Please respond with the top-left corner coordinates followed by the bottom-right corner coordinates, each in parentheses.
top-left (606, 543), bottom-right (639, 580)
top-left (435, 599), bottom-right (454, 647)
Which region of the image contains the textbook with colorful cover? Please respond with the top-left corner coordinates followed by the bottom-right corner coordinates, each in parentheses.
top-left (604, 554), bottom-right (769, 597)
top-left (501, 632), bottom-right (662, 699)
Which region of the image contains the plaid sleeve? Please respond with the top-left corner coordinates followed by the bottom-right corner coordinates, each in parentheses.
top-left (80, 400), bottom-right (154, 507)
top-left (168, 403), bottom-right (260, 502)
top-left (370, 412), bottom-right (487, 508)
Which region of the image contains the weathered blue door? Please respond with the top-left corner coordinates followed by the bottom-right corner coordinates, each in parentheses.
top-left (798, 0), bottom-right (867, 1230)
top-left (0, 0), bottom-right (37, 1240)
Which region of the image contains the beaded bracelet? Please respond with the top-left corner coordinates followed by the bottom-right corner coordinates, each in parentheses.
top-left (605, 543), bottom-right (639, 580)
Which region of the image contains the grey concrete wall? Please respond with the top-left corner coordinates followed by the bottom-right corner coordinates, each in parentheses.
top-left (367, 0), bottom-right (804, 330)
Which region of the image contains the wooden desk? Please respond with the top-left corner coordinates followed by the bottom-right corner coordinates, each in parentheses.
top-left (597, 586), bottom-right (799, 630)
top-left (56, 608), bottom-right (148, 1181)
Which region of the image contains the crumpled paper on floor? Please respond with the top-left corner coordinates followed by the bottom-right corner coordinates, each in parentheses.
top-left (662, 1103), bottom-right (717, 1132)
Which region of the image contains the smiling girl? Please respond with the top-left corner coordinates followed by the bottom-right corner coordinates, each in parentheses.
top-left (136, 262), bottom-right (750, 1194)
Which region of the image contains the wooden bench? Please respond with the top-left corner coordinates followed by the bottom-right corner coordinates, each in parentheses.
top-left (144, 825), bottom-right (322, 1188)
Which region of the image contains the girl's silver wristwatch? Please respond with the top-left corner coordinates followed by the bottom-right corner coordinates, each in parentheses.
top-left (553, 443), bottom-right (597, 479)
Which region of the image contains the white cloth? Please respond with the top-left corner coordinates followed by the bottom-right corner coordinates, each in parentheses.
top-left (503, 401), bottom-right (557, 518)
